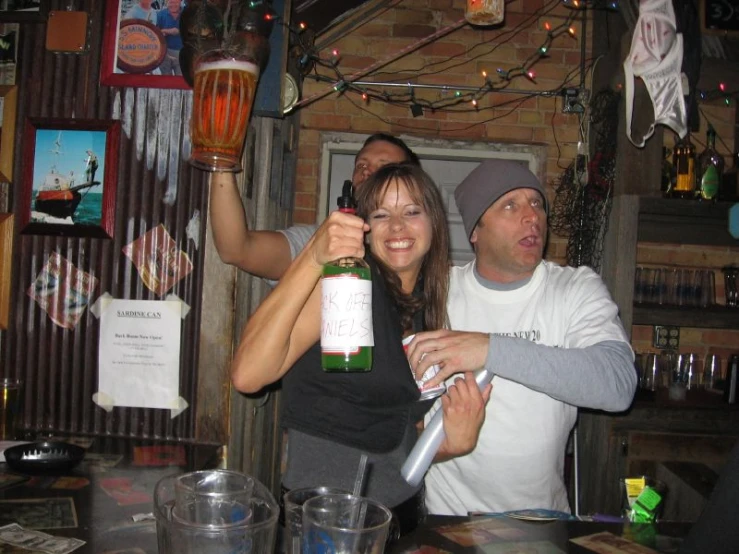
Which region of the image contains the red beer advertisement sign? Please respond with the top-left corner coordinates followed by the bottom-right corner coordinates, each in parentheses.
top-left (116, 20), bottom-right (166, 74)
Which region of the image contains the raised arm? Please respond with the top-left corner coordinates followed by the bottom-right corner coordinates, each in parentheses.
top-left (231, 211), bottom-right (368, 393)
top-left (209, 172), bottom-right (293, 280)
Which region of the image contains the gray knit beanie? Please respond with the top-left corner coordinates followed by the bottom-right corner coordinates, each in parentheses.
top-left (454, 159), bottom-right (548, 238)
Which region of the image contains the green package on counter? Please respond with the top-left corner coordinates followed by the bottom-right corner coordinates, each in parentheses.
top-left (636, 486), bottom-right (662, 511)
top-left (630, 486), bottom-right (663, 523)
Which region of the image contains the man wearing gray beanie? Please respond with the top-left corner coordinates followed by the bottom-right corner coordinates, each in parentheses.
top-left (405, 159), bottom-right (636, 516)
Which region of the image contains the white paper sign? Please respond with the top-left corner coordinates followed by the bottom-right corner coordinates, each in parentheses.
top-left (97, 299), bottom-right (182, 410)
top-left (320, 275), bottom-right (374, 350)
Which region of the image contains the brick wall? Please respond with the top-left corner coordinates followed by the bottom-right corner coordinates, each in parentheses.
top-left (294, 0), bottom-right (587, 229)
top-left (293, 0), bottom-right (739, 367)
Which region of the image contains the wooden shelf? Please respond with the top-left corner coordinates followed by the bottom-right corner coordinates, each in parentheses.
top-left (633, 303), bottom-right (739, 329)
top-left (637, 197), bottom-right (738, 246)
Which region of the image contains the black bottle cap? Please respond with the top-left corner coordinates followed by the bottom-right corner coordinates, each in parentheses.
top-left (337, 180), bottom-right (356, 212)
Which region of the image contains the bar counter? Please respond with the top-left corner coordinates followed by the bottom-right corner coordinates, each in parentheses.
top-left (389, 514), bottom-right (692, 553)
top-left (0, 436), bottom-right (221, 553)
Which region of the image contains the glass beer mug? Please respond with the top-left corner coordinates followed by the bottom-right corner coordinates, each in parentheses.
top-left (189, 49), bottom-right (260, 172)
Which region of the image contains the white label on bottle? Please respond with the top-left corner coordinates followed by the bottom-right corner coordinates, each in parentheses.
top-left (320, 275), bottom-right (374, 350)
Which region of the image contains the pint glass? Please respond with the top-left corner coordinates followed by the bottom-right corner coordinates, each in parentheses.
top-left (189, 50), bottom-right (260, 172)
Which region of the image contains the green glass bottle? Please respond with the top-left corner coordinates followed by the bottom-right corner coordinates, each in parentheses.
top-left (697, 126), bottom-right (723, 201)
top-left (320, 181), bottom-right (374, 372)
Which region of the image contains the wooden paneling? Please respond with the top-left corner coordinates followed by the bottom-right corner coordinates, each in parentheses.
top-left (637, 198), bottom-right (737, 247)
top-left (0, 214), bottom-right (11, 329)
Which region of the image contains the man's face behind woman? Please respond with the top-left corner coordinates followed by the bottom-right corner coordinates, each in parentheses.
top-left (352, 141), bottom-right (409, 186)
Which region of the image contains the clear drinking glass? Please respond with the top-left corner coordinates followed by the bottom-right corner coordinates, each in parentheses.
top-left (722, 266), bottom-right (738, 308)
top-left (652, 268), bottom-right (666, 304)
top-left (301, 494), bottom-right (391, 554)
top-left (155, 470), bottom-right (278, 554)
top-left (676, 269), bottom-right (693, 306)
top-left (664, 268), bottom-right (679, 306)
top-left (660, 350), bottom-right (678, 388)
top-left (633, 267), bottom-right (644, 304)
top-left (640, 353), bottom-right (659, 391)
top-left (699, 270), bottom-right (716, 307)
top-left (703, 354), bottom-right (721, 391)
top-left (283, 487), bottom-right (347, 554)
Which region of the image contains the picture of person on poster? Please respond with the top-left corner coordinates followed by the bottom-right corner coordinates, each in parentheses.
top-left (155, 0), bottom-right (183, 76)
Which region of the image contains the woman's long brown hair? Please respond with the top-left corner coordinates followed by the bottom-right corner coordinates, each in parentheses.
top-left (355, 163), bottom-right (450, 333)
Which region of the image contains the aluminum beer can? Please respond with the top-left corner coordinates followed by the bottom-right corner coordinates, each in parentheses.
top-left (402, 335), bottom-right (446, 401)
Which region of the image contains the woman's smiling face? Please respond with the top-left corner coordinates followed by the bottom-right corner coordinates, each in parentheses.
top-left (366, 177), bottom-right (432, 292)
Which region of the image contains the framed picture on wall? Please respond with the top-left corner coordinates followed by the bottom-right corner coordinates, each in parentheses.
top-left (18, 118), bottom-right (120, 238)
top-left (0, 1), bottom-right (48, 23)
top-left (100, 0), bottom-right (189, 89)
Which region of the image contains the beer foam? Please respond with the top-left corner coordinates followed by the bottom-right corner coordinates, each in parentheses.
top-left (195, 59), bottom-right (259, 77)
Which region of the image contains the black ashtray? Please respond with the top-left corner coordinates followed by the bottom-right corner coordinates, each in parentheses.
top-left (4, 441), bottom-right (85, 474)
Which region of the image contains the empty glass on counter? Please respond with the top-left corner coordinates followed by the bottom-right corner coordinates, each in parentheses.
top-left (155, 469), bottom-right (279, 554)
top-left (283, 486), bottom-right (348, 554)
top-left (301, 493), bottom-right (392, 553)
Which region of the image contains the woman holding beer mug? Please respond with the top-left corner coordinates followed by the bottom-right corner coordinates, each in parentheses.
top-left (231, 163), bottom-right (490, 539)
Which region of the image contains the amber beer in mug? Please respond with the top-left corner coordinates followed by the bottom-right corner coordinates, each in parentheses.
top-left (190, 51), bottom-right (260, 172)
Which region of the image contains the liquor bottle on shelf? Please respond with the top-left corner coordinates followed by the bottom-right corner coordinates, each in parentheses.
top-left (697, 126), bottom-right (723, 201)
top-left (320, 180), bottom-right (374, 372)
top-left (719, 152), bottom-right (738, 202)
top-left (671, 136), bottom-right (696, 199)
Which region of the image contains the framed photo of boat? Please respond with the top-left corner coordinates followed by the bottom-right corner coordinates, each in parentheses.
top-left (18, 118), bottom-right (120, 238)
top-left (0, 1), bottom-right (49, 23)
top-left (100, 0), bottom-right (189, 89)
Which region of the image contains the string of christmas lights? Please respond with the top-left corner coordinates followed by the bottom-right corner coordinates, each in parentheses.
top-left (263, 0), bottom-right (620, 114)
top-left (698, 83), bottom-right (738, 107)
top-left (299, 9), bottom-right (583, 114)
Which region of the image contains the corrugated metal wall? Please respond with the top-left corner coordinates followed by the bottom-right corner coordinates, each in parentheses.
top-left (3, 1), bottom-right (213, 442)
